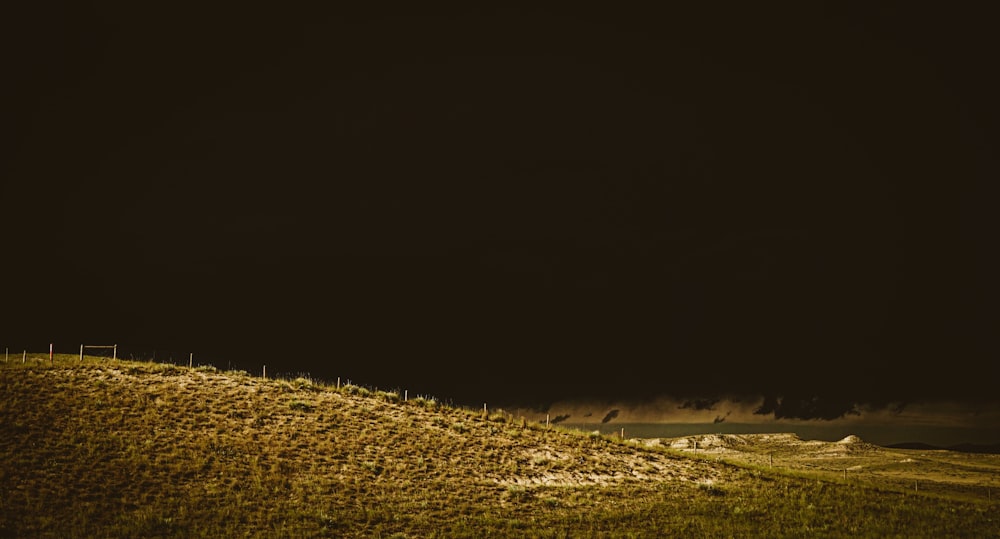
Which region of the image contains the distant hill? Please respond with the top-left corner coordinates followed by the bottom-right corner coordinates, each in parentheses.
top-left (885, 442), bottom-right (944, 451)
top-left (944, 443), bottom-right (1000, 454)
top-left (1, 356), bottom-right (998, 537)
top-left (886, 442), bottom-right (1000, 454)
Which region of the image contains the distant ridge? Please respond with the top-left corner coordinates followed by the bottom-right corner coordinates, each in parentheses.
top-left (885, 442), bottom-right (1000, 454)
top-left (946, 443), bottom-right (1000, 455)
top-left (885, 442), bottom-right (942, 451)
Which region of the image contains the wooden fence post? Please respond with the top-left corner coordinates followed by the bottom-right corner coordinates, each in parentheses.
top-left (113, 344), bottom-right (117, 361)
top-left (189, 353), bottom-right (193, 369)
top-left (263, 365), bottom-right (266, 379)
top-left (80, 344), bottom-right (84, 362)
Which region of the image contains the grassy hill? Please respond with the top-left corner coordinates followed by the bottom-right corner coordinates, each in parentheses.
top-left (1, 356), bottom-right (998, 537)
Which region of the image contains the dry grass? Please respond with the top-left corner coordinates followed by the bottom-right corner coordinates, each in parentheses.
top-left (1, 355), bottom-right (998, 537)
top-left (661, 432), bottom-right (1000, 503)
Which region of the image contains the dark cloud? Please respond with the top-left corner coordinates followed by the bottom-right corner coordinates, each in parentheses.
top-left (754, 395), bottom-right (861, 421)
top-left (679, 399), bottom-right (720, 412)
top-left (601, 410), bottom-right (620, 424)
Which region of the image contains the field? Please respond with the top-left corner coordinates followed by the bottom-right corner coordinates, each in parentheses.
top-left (657, 432), bottom-right (999, 504)
top-left (1, 355), bottom-right (998, 537)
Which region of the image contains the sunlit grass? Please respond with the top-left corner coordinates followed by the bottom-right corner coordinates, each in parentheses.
top-left (0, 355), bottom-right (996, 537)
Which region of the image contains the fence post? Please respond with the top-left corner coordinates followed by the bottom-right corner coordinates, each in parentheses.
top-left (263, 365), bottom-right (266, 379)
top-left (80, 344), bottom-right (84, 362)
top-left (404, 390), bottom-right (408, 402)
top-left (546, 414), bottom-right (550, 428)
top-left (113, 344), bottom-right (117, 361)
top-left (189, 353), bottom-right (193, 369)
top-left (50, 343), bottom-right (53, 365)
top-left (23, 350), bottom-right (26, 364)
top-left (621, 428), bottom-right (625, 440)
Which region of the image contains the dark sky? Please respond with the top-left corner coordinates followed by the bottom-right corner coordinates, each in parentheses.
top-left (5, 4), bottom-right (997, 416)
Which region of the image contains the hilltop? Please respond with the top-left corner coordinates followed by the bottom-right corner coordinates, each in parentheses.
top-left (1, 356), bottom-right (998, 537)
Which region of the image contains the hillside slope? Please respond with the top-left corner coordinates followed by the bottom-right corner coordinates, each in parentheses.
top-left (1, 357), bottom-right (997, 537)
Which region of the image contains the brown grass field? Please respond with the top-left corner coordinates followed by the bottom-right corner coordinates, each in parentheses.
top-left (1, 355), bottom-right (998, 537)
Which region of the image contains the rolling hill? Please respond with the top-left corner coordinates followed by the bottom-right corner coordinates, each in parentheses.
top-left (1, 355), bottom-right (997, 537)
